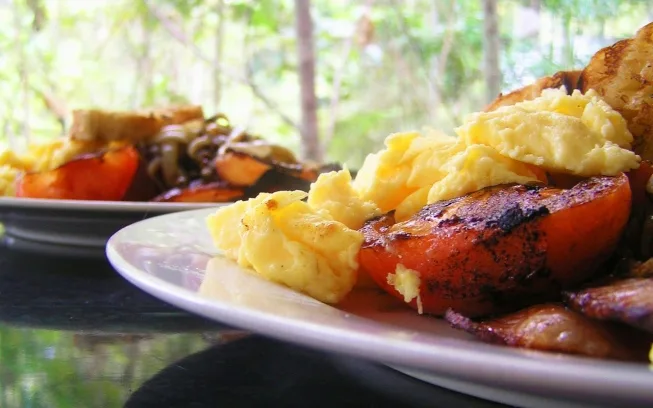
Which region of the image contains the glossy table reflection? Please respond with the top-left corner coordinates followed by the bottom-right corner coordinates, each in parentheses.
top-left (0, 248), bottom-right (508, 408)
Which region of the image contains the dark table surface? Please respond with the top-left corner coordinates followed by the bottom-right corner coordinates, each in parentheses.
top-left (0, 247), bottom-right (510, 408)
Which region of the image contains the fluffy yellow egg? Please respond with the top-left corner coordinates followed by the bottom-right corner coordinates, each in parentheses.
top-left (455, 87), bottom-right (640, 176)
top-left (307, 170), bottom-right (380, 230)
top-left (353, 130), bottom-right (544, 221)
top-left (207, 190), bottom-right (363, 304)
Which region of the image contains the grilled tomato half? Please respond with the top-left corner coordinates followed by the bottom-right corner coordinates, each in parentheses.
top-left (16, 145), bottom-right (140, 201)
top-left (358, 175), bottom-right (632, 317)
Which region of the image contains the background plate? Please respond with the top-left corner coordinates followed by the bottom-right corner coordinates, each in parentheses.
top-left (106, 208), bottom-right (653, 408)
top-left (0, 197), bottom-right (226, 259)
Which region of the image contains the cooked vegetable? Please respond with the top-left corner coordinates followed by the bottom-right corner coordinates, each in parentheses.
top-left (69, 105), bottom-right (204, 143)
top-left (358, 175), bottom-right (631, 317)
top-left (15, 145), bottom-right (139, 201)
top-left (445, 304), bottom-right (651, 361)
top-left (484, 70), bottom-right (581, 112)
top-left (214, 151), bottom-right (273, 187)
top-left (152, 181), bottom-right (244, 203)
top-left (565, 277), bottom-right (653, 334)
top-left (578, 22), bottom-right (653, 161)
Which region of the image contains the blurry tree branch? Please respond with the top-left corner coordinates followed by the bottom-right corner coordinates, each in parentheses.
top-left (389, 0), bottom-right (460, 125)
top-left (323, 0), bottom-right (375, 149)
top-left (429, 2), bottom-right (456, 110)
top-left (142, 0), bottom-right (299, 130)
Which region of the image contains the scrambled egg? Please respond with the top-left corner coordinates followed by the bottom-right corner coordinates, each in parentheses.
top-left (456, 88), bottom-right (640, 176)
top-left (307, 170), bottom-right (380, 230)
top-left (207, 172), bottom-right (379, 304)
top-left (387, 264), bottom-right (423, 314)
top-left (208, 87), bottom-right (641, 306)
top-left (0, 138), bottom-right (110, 196)
top-left (353, 87), bottom-right (639, 221)
top-left (353, 129), bottom-right (545, 221)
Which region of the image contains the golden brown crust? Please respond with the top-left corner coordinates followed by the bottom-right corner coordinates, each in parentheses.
top-left (445, 304), bottom-right (651, 361)
top-left (579, 23), bottom-right (653, 160)
top-left (564, 277), bottom-right (653, 333)
top-left (69, 105), bottom-right (204, 143)
top-left (484, 70), bottom-right (582, 112)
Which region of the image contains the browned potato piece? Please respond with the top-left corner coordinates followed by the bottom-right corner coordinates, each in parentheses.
top-left (153, 182), bottom-right (244, 203)
top-left (565, 277), bottom-right (653, 333)
top-left (484, 70), bottom-right (582, 112)
top-left (214, 151), bottom-right (273, 187)
top-left (445, 304), bottom-right (651, 361)
top-left (579, 22), bottom-right (653, 160)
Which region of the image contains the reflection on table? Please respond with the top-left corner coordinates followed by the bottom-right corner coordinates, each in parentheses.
top-left (0, 248), bottom-right (506, 408)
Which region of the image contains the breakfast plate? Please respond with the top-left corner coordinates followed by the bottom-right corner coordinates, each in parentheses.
top-left (0, 197), bottom-right (227, 259)
top-left (106, 208), bottom-right (653, 408)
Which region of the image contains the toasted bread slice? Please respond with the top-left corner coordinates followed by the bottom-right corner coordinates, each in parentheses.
top-left (69, 105), bottom-right (204, 143)
top-left (579, 22), bottom-right (653, 160)
top-left (484, 70), bottom-right (582, 112)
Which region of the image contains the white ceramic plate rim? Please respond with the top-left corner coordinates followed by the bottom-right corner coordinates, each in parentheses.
top-left (106, 209), bottom-right (653, 405)
top-left (0, 196), bottom-right (226, 212)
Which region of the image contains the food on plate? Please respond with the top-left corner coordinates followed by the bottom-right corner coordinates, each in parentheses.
top-left (444, 304), bottom-right (652, 361)
top-left (206, 22), bottom-right (653, 362)
top-left (352, 87), bottom-right (638, 222)
top-left (457, 88), bottom-right (639, 177)
top-left (578, 22), bottom-right (653, 161)
top-left (487, 23), bottom-right (653, 162)
top-left (207, 185), bottom-right (375, 303)
top-left (484, 70), bottom-right (582, 112)
top-left (359, 175), bottom-right (631, 317)
top-left (151, 181), bottom-right (244, 203)
top-left (352, 130), bottom-right (546, 222)
top-left (69, 105), bottom-right (204, 143)
top-left (0, 107), bottom-right (339, 202)
top-left (15, 145), bottom-right (139, 201)
top-left (564, 278), bottom-right (653, 333)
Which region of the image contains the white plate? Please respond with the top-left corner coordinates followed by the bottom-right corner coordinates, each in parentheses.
top-left (106, 208), bottom-right (653, 408)
top-left (0, 197), bottom-right (227, 258)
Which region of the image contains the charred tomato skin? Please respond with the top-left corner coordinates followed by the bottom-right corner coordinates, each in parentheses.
top-left (16, 145), bottom-right (140, 201)
top-left (358, 175), bottom-right (632, 317)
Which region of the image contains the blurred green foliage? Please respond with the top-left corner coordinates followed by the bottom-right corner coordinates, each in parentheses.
top-left (1, 0), bottom-right (651, 168)
top-left (0, 325), bottom-right (209, 408)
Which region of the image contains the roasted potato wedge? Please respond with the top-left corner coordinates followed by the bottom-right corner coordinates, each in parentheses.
top-left (445, 304), bottom-right (651, 361)
top-left (359, 175), bottom-right (631, 317)
top-left (214, 151), bottom-right (273, 187)
top-left (484, 70), bottom-right (582, 112)
top-left (16, 145), bottom-right (140, 201)
top-left (565, 277), bottom-right (653, 334)
top-left (579, 22), bottom-right (653, 160)
top-left (152, 181), bottom-right (244, 203)
top-left (215, 150), bottom-right (337, 188)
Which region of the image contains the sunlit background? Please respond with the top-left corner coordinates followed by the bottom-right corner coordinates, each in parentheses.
top-left (2, 0), bottom-right (651, 168)
top-left (0, 1), bottom-right (652, 406)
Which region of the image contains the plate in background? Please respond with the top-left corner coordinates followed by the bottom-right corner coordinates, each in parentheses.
top-left (106, 208), bottom-right (653, 408)
top-left (0, 197), bottom-right (227, 259)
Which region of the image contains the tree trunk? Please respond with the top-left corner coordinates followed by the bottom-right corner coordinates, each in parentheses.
top-left (294, 0), bottom-right (322, 162)
top-left (482, 0), bottom-right (501, 104)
